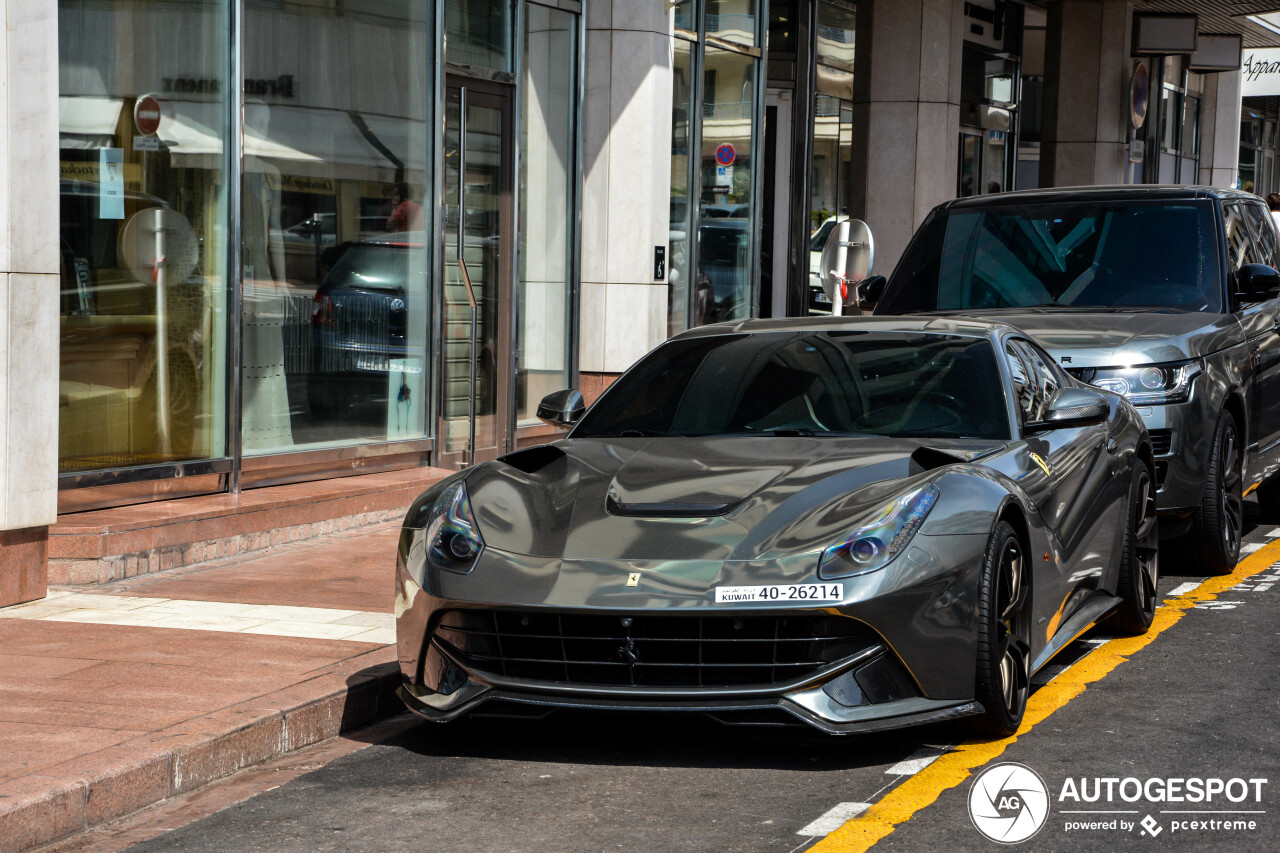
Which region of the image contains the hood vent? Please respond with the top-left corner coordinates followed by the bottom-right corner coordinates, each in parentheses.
top-left (605, 495), bottom-right (739, 518)
top-left (909, 445), bottom-right (969, 473)
top-left (498, 444), bottom-right (566, 474)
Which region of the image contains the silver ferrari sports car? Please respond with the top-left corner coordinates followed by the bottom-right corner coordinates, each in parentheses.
top-left (395, 317), bottom-right (1157, 737)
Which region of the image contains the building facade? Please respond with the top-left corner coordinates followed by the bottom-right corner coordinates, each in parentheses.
top-left (0, 0), bottom-right (1274, 605)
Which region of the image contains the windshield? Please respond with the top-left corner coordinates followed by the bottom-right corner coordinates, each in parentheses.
top-left (878, 200), bottom-right (1223, 314)
top-left (573, 331), bottom-right (1011, 440)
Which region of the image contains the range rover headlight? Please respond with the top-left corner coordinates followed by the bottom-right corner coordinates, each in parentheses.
top-left (1085, 359), bottom-right (1201, 405)
top-left (819, 484), bottom-right (939, 579)
top-left (424, 481), bottom-right (484, 573)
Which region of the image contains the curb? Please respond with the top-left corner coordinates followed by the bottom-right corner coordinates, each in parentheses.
top-left (0, 647), bottom-right (402, 853)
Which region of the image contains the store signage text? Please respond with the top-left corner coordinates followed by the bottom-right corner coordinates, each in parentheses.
top-left (161, 74), bottom-right (296, 98)
top-left (1242, 49), bottom-right (1280, 97)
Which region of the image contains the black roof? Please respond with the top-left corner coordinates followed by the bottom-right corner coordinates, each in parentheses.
top-left (941, 184), bottom-right (1256, 210)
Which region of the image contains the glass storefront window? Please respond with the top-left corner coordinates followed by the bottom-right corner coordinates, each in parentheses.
top-left (697, 46), bottom-right (755, 325)
top-left (1182, 95), bottom-right (1200, 158)
top-left (706, 0), bottom-right (757, 46)
top-left (58, 0), bottom-right (230, 473)
top-left (446, 0), bottom-right (513, 72)
top-left (669, 38), bottom-right (695, 336)
top-left (517, 4), bottom-right (577, 425)
top-left (241, 0), bottom-right (433, 453)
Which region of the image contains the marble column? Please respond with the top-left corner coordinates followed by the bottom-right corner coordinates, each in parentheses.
top-left (0, 0), bottom-right (59, 606)
top-left (846, 0), bottom-right (965, 276)
top-left (578, 0), bottom-right (673, 394)
top-left (1198, 70), bottom-right (1243, 189)
top-left (1040, 0), bottom-right (1134, 187)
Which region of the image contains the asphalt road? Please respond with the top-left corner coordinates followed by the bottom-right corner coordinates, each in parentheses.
top-left (105, 511), bottom-right (1280, 853)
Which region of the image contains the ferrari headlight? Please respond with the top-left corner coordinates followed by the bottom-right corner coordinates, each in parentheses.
top-left (819, 484), bottom-right (939, 578)
top-left (424, 481), bottom-right (484, 573)
top-left (1085, 359), bottom-right (1201, 405)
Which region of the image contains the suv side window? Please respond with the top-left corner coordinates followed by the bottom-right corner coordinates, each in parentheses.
top-left (1005, 339), bottom-right (1061, 423)
top-left (1242, 202), bottom-right (1280, 269)
top-left (1224, 203), bottom-right (1262, 268)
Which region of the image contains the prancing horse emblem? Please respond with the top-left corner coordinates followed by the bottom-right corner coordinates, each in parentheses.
top-left (626, 572), bottom-right (641, 587)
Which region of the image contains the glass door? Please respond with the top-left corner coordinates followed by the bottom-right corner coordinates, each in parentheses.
top-left (441, 78), bottom-right (515, 466)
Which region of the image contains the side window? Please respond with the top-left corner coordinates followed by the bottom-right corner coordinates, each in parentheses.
top-left (1005, 340), bottom-right (1060, 423)
top-left (1223, 204), bottom-right (1261, 269)
top-left (1242, 202), bottom-right (1280, 269)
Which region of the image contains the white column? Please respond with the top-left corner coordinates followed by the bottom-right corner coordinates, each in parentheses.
top-left (848, 0), bottom-right (964, 275)
top-left (579, 0), bottom-right (673, 385)
top-left (1040, 0), bottom-right (1134, 187)
top-left (0, 0), bottom-right (59, 606)
top-left (1198, 70), bottom-right (1243, 189)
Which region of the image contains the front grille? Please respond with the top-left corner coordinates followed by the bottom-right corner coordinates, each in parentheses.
top-left (432, 610), bottom-right (881, 689)
top-left (1149, 429), bottom-right (1173, 456)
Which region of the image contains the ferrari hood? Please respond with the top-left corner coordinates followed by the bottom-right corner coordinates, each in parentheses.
top-left (463, 435), bottom-right (1004, 562)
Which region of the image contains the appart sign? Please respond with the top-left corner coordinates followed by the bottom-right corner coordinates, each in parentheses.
top-left (1242, 48), bottom-right (1280, 97)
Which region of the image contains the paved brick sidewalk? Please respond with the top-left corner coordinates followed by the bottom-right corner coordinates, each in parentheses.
top-left (0, 521), bottom-right (406, 853)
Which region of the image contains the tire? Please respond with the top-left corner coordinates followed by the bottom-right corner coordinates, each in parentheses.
top-left (1112, 464), bottom-right (1160, 636)
top-left (1187, 412), bottom-right (1243, 576)
top-left (971, 520), bottom-right (1031, 739)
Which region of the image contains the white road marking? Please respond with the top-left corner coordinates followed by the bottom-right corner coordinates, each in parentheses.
top-left (797, 802), bottom-right (871, 836)
top-left (884, 746), bottom-right (948, 776)
top-left (1254, 583), bottom-right (1274, 592)
top-left (1242, 542), bottom-right (1265, 555)
top-left (1168, 581), bottom-right (1204, 597)
top-left (1265, 528), bottom-right (1280, 538)
top-left (0, 590), bottom-right (393, 642)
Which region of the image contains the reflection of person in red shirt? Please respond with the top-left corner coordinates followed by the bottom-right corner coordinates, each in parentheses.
top-left (386, 182), bottom-right (425, 232)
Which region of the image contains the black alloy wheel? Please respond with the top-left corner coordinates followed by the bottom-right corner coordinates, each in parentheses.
top-left (1188, 413), bottom-right (1242, 576)
top-left (972, 520), bottom-right (1031, 738)
top-left (1112, 464), bottom-right (1160, 635)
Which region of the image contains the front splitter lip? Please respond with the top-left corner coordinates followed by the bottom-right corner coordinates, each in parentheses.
top-left (397, 681), bottom-right (982, 736)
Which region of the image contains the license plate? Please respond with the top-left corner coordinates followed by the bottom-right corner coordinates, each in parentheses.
top-left (813, 291), bottom-right (832, 304)
top-left (714, 583), bottom-right (844, 604)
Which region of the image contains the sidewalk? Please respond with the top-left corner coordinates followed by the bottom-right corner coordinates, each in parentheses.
top-left (0, 520), bottom-right (409, 853)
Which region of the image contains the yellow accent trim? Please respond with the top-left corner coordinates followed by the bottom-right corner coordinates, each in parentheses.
top-left (809, 538), bottom-right (1280, 853)
top-left (1244, 483), bottom-right (1259, 498)
top-left (1029, 452), bottom-right (1051, 477)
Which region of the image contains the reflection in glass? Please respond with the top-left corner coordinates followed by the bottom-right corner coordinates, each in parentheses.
top-left (242, 0), bottom-right (432, 453)
top-left (672, 0), bottom-right (696, 32)
top-left (444, 90), bottom-right (506, 457)
top-left (58, 0), bottom-right (229, 472)
top-left (817, 1), bottom-right (856, 69)
top-left (697, 46), bottom-right (755, 325)
top-left (518, 5), bottom-right (577, 425)
top-left (446, 0), bottom-right (512, 71)
top-left (670, 39), bottom-right (694, 335)
top-left (705, 0), bottom-right (757, 45)
top-left (808, 96), bottom-right (853, 311)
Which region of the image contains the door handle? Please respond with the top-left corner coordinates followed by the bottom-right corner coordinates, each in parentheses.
top-left (1106, 436), bottom-right (1120, 454)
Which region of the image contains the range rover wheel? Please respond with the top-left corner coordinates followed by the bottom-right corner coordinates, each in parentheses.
top-left (1112, 464), bottom-right (1159, 636)
top-left (971, 520), bottom-right (1030, 738)
top-left (1187, 412), bottom-right (1242, 576)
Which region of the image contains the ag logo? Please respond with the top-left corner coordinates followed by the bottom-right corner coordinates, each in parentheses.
top-left (968, 762), bottom-right (1050, 844)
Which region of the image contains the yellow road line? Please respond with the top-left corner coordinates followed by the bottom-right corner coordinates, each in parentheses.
top-left (810, 539), bottom-right (1280, 853)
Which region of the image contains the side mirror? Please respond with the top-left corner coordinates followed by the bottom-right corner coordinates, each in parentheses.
top-left (537, 389), bottom-right (585, 429)
top-left (819, 219), bottom-right (874, 315)
top-left (1236, 263), bottom-right (1280, 297)
top-left (856, 275), bottom-right (887, 309)
top-left (1024, 387), bottom-right (1110, 432)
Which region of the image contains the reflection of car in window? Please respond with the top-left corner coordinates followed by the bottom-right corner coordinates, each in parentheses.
top-left (307, 235), bottom-right (430, 418)
top-left (696, 218), bottom-right (749, 324)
